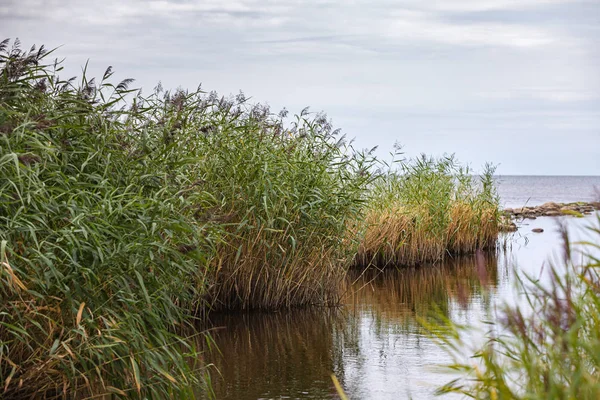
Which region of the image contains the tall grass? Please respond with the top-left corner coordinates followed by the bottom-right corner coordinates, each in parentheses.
top-left (356, 154), bottom-right (500, 267)
top-left (433, 216), bottom-right (600, 399)
top-left (0, 39), bottom-right (216, 398)
top-left (0, 39), bottom-right (375, 397)
top-left (191, 106), bottom-right (375, 310)
top-left (120, 80), bottom-right (376, 311)
top-left (0, 38), bottom-right (503, 397)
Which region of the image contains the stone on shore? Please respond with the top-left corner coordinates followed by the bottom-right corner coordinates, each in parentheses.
top-left (503, 201), bottom-right (598, 219)
top-left (540, 202), bottom-right (560, 210)
top-left (499, 200), bottom-right (598, 232)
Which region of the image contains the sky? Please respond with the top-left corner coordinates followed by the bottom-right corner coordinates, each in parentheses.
top-left (2, 0), bottom-right (599, 175)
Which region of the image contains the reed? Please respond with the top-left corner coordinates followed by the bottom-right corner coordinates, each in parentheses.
top-left (0, 39), bottom-right (215, 398)
top-left (192, 108), bottom-right (375, 311)
top-left (0, 39), bottom-right (374, 397)
top-left (0, 38), bottom-right (502, 397)
top-left (433, 216), bottom-right (600, 399)
top-left (355, 155), bottom-right (500, 267)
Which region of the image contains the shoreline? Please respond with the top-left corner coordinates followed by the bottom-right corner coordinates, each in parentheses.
top-left (500, 201), bottom-right (600, 232)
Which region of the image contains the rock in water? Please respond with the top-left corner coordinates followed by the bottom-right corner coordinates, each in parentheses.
top-left (540, 202), bottom-right (560, 210)
top-left (532, 228), bottom-right (544, 233)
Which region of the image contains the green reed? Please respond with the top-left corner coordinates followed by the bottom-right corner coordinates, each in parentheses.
top-left (0, 37), bottom-right (503, 398)
top-left (0, 39), bottom-right (217, 398)
top-left (188, 102), bottom-right (376, 311)
top-left (356, 153), bottom-right (500, 267)
top-left (0, 39), bottom-right (375, 397)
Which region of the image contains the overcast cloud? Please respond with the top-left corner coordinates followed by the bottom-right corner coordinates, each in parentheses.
top-left (2, 0), bottom-right (599, 174)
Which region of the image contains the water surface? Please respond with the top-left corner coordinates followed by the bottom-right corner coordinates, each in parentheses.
top-left (495, 175), bottom-right (600, 208)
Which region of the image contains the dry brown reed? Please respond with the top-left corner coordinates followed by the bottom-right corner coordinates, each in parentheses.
top-left (447, 201), bottom-right (499, 254)
top-left (207, 233), bottom-right (344, 311)
top-left (355, 157), bottom-right (500, 267)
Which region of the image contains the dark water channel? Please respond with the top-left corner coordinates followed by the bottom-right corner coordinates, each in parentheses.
top-left (202, 215), bottom-right (599, 400)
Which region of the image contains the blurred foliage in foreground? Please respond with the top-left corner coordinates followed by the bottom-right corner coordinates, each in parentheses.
top-left (432, 215), bottom-right (600, 399)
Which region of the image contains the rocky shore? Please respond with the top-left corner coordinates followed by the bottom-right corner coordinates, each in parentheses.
top-left (500, 201), bottom-right (600, 232)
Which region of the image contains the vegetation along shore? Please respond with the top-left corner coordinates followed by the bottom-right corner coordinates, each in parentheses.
top-left (432, 215), bottom-right (600, 399)
top-left (1, 39), bottom-right (595, 398)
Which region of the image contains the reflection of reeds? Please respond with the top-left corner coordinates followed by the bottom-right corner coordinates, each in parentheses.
top-left (201, 253), bottom-right (501, 399)
top-left (346, 252), bottom-right (499, 325)
top-left (201, 309), bottom-right (341, 400)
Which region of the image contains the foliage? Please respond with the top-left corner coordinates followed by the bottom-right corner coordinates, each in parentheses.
top-left (0, 38), bottom-right (217, 398)
top-left (188, 101), bottom-right (376, 310)
top-left (0, 37), bottom-right (502, 398)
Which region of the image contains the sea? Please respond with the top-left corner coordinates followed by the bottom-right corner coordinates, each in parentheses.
top-left (495, 175), bottom-right (600, 208)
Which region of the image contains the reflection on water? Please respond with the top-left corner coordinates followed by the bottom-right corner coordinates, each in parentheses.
top-left (346, 252), bottom-right (502, 321)
top-left (333, 254), bottom-right (503, 400)
top-left (203, 309), bottom-right (342, 399)
top-left (202, 215), bottom-right (598, 400)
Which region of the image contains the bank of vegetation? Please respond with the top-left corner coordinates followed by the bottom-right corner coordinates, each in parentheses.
top-left (0, 39), bottom-right (500, 398)
top-left (356, 156), bottom-right (499, 267)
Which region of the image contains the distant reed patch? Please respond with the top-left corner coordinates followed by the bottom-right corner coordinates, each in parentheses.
top-left (355, 155), bottom-right (500, 267)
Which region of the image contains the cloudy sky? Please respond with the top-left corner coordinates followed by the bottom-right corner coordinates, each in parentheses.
top-left (2, 0), bottom-right (599, 174)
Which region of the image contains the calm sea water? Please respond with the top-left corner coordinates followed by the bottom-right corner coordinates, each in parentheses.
top-left (202, 176), bottom-right (600, 400)
top-left (496, 175), bottom-right (600, 208)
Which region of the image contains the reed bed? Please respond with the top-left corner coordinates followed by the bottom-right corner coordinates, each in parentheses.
top-left (0, 39), bottom-right (374, 397)
top-left (0, 38), bottom-right (503, 398)
top-left (355, 155), bottom-right (500, 267)
top-left (0, 39), bottom-right (215, 398)
top-left (193, 110), bottom-right (374, 310)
